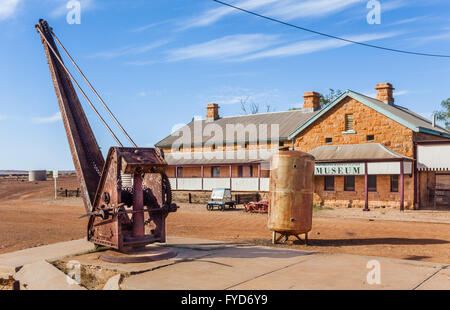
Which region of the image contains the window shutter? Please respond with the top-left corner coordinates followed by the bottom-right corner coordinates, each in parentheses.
top-left (345, 114), bottom-right (354, 131)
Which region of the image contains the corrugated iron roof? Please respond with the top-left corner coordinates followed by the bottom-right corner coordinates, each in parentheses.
top-left (155, 110), bottom-right (318, 147)
top-left (352, 91), bottom-right (449, 135)
top-left (156, 90), bottom-right (450, 148)
top-left (309, 143), bottom-right (413, 162)
top-left (164, 149), bottom-right (278, 166)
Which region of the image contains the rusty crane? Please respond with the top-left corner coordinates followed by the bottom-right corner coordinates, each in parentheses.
top-left (35, 20), bottom-right (177, 262)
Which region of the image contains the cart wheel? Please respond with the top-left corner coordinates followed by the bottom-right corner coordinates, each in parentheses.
top-left (206, 204), bottom-right (211, 211)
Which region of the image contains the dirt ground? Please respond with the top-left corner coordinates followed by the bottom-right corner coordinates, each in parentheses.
top-left (0, 176), bottom-right (449, 264)
top-left (0, 177), bottom-right (87, 254)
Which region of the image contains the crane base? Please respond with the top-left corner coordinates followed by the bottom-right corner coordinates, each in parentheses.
top-left (99, 246), bottom-right (177, 263)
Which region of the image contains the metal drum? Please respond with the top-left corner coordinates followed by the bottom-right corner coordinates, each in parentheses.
top-left (268, 150), bottom-right (315, 244)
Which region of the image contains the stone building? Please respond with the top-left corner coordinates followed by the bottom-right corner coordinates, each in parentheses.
top-left (156, 83), bottom-right (450, 209)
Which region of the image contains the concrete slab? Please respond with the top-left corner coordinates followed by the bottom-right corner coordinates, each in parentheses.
top-left (60, 246), bottom-right (214, 274)
top-left (103, 274), bottom-right (122, 290)
top-left (416, 267), bottom-right (450, 290)
top-left (121, 246), bottom-right (314, 290)
top-left (0, 239), bottom-right (95, 275)
top-left (14, 260), bottom-right (86, 290)
top-left (165, 237), bottom-right (242, 251)
top-left (230, 253), bottom-right (445, 290)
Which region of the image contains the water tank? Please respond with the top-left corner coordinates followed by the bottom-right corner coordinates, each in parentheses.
top-left (268, 150), bottom-right (315, 235)
top-left (29, 170), bottom-right (47, 182)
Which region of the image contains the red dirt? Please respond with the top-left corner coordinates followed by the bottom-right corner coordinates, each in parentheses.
top-left (0, 177), bottom-right (449, 264)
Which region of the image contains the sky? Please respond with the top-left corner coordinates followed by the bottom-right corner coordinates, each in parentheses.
top-left (0, 0), bottom-right (449, 170)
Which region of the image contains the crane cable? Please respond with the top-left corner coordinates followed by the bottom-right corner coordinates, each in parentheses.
top-left (37, 26), bottom-right (124, 147)
top-left (52, 31), bottom-right (138, 148)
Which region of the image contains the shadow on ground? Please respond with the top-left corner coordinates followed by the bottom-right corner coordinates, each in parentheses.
top-left (301, 238), bottom-right (450, 247)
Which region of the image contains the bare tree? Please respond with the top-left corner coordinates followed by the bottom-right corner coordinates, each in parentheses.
top-left (240, 96), bottom-right (273, 114)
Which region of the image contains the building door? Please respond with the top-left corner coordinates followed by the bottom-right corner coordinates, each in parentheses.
top-left (435, 174), bottom-right (450, 208)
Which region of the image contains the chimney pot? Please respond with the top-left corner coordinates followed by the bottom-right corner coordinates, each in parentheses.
top-left (206, 103), bottom-right (220, 120)
top-left (375, 82), bottom-right (395, 104)
top-left (303, 92), bottom-right (321, 112)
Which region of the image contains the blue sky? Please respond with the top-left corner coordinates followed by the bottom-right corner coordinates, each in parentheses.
top-left (0, 0), bottom-right (449, 170)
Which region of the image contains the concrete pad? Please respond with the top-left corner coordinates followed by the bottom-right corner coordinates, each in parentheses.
top-left (121, 246), bottom-right (314, 290)
top-left (416, 267), bottom-right (450, 290)
top-left (14, 260), bottom-right (86, 290)
top-left (165, 237), bottom-right (242, 251)
top-left (230, 253), bottom-right (445, 290)
top-left (103, 274), bottom-right (122, 290)
top-left (0, 239), bottom-right (95, 275)
top-left (60, 246), bottom-right (214, 274)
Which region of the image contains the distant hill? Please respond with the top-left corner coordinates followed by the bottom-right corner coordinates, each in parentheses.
top-left (0, 170), bottom-right (76, 175)
top-left (0, 170), bottom-right (27, 175)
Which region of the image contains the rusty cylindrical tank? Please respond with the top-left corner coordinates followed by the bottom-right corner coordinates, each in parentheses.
top-left (268, 150), bottom-right (315, 236)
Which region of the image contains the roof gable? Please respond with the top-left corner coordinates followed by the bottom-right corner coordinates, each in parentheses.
top-left (288, 90), bottom-right (450, 140)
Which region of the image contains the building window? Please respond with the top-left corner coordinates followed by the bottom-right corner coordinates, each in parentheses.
top-left (366, 135), bottom-right (375, 142)
top-left (325, 137), bottom-right (332, 144)
top-left (344, 176), bottom-right (355, 191)
top-left (324, 176), bottom-right (335, 191)
top-left (211, 166), bottom-right (221, 178)
top-left (243, 143), bottom-right (249, 149)
top-left (368, 175), bottom-right (377, 192)
top-left (279, 141), bottom-right (284, 147)
top-left (176, 167), bottom-right (183, 178)
top-left (249, 166), bottom-right (254, 177)
top-left (390, 175), bottom-right (399, 192)
top-left (345, 114), bottom-right (354, 131)
top-left (211, 144), bottom-right (216, 151)
top-left (238, 166), bottom-right (243, 178)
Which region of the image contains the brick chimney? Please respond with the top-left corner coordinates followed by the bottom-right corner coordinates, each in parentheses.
top-left (206, 103), bottom-right (220, 120)
top-left (303, 92), bottom-right (321, 112)
top-left (375, 82), bottom-right (395, 104)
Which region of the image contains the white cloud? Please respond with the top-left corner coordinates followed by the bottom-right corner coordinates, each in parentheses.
top-left (131, 19), bottom-right (173, 32)
top-left (394, 90), bottom-right (410, 96)
top-left (32, 112), bottom-right (62, 124)
top-left (200, 86), bottom-right (280, 108)
top-left (389, 16), bottom-right (426, 26)
top-left (0, 0), bottom-right (20, 21)
top-left (381, 0), bottom-right (409, 12)
top-left (266, 0), bottom-right (361, 20)
top-left (182, 0), bottom-right (366, 30)
top-left (91, 40), bottom-right (169, 59)
top-left (238, 32), bottom-right (400, 61)
top-left (364, 89), bottom-right (412, 98)
top-left (413, 32), bottom-right (450, 44)
top-left (126, 59), bottom-right (158, 66)
top-left (166, 34), bottom-right (280, 62)
top-left (0, 114), bottom-right (7, 120)
top-left (182, 0), bottom-right (276, 30)
top-left (50, 0), bottom-right (96, 18)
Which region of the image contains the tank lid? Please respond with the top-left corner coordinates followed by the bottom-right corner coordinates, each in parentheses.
top-left (276, 150), bottom-right (315, 159)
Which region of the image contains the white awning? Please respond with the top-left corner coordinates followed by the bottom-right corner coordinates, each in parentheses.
top-left (417, 144), bottom-right (450, 171)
